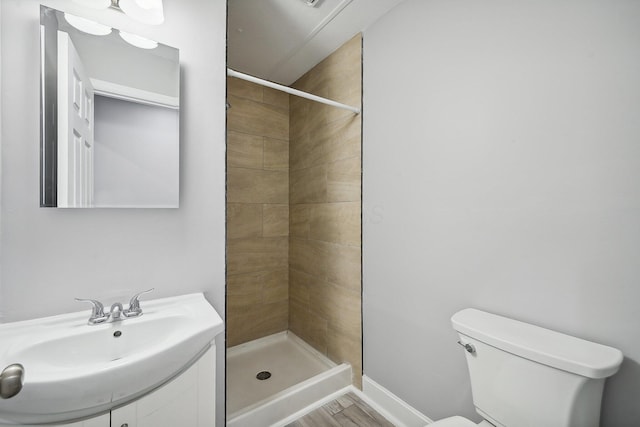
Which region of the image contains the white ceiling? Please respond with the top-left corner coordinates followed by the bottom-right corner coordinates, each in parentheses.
top-left (227, 0), bottom-right (406, 85)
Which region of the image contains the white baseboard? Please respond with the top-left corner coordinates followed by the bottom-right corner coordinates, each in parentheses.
top-left (362, 375), bottom-right (433, 427)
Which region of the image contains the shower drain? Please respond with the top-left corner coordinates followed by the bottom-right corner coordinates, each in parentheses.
top-left (256, 371), bottom-right (272, 380)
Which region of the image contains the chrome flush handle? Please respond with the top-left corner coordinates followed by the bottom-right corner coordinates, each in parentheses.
top-left (457, 341), bottom-right (476, 354)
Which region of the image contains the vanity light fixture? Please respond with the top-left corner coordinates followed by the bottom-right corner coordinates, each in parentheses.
top-left (119, 31), bottom-right (159, 49)
top-left (64, 12), bottom-right (112, 36)
top-left (64, 10), bottom-right (159, 49)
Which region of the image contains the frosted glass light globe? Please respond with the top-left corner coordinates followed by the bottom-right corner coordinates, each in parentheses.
top-left (64, 13), bottom-right (112, 36)
top-left (119, 31), bottom-right (159, 49)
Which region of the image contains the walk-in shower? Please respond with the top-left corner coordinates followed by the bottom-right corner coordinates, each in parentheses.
top-left (225, 29), bottom-right (363, 424)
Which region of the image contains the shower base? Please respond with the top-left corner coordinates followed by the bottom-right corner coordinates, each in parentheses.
top-left (227, 331), bottom-right (351, 427)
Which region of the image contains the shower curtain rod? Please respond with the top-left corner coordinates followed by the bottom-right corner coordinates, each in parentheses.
top-left (226, 68), bottom-right (361, 114)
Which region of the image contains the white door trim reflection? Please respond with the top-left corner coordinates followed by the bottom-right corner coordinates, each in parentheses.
top-left (57, 31), bottom-right (94, 208)
top-left (91, 79), bottom-right (179, 110)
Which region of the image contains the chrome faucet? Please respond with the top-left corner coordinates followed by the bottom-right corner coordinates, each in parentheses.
top-left (76, 288), bottom-right (154, 325)
top-left (110, 302), bottom-right (124, 320)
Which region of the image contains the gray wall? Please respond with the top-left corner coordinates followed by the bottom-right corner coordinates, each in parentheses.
top-left (1, 0), bottom-right (227, 424)
top-left (362, 0), bottom-right (640, 425)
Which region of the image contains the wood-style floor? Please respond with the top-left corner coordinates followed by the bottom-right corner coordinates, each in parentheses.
top-left (286, 392), bottom-right (395, 427)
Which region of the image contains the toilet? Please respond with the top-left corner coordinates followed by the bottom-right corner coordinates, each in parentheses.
top-left (430, 308), bottom-right (624, 427)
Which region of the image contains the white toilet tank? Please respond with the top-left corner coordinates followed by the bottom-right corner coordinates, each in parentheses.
top-left (451, 309), bottom-right (623, 427)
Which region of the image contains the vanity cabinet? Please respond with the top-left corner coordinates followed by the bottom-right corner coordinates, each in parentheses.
top-left (111, 345), bottom-right (215, 427)
top-left (1, 345), bottom-right (215, 427)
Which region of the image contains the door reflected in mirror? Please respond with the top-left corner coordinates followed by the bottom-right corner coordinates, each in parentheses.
top-left (40, 5), bottom-right (180, 208)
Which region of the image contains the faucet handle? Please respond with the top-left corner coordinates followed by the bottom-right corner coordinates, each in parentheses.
top-left (124, 288), bottom-right (154, 318)
top-left (75, 298), bottom-right (109, 324)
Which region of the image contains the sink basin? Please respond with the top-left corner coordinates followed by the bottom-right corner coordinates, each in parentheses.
top-left (0, 293), bottom-right (223, 424)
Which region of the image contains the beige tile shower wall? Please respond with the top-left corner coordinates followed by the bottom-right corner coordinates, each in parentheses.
top-left (227, 78), bottom-right (290, 347)
top-left (288, 34), bottom-right (363, 387)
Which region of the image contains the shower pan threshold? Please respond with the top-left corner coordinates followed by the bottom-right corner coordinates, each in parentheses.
top-left (227, 331), bottom-right (352, 427)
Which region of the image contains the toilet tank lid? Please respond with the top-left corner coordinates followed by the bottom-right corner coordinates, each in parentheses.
top-left (451, 308), bottom-right (623, 379)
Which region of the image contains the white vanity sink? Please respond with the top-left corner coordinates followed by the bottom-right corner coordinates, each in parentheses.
top-left (0, 293), bottom-right (223, 424)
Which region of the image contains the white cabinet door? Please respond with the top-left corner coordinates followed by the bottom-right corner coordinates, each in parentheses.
top-left (111, 345), bottom-right (215, 427)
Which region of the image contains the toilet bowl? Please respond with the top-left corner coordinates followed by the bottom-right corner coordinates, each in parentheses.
top-left (428, 309), bottom-right (623, 427)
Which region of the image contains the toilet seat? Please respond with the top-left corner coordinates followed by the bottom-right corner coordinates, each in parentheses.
top-left (429, 416), bottom-right (478, 427)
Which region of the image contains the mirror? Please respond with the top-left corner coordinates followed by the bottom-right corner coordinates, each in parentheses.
top-left (40, 5), bottom-right (180, 208)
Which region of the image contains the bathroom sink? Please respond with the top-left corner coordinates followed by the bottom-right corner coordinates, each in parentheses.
top-left (0, 293), bottom-right (223, 424)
